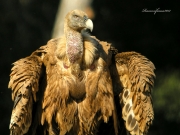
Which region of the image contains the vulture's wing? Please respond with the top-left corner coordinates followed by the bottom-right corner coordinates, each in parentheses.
top-left (111, 52), bottom-right (155, 135)
top-left (8, 46), bottom-right (47, 135)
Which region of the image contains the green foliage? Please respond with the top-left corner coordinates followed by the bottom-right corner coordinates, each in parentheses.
top-left (153, 70), bottom-right (180, 122)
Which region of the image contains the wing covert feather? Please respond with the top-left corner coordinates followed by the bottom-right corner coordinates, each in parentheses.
top-left (112, 52), bottom-right (155, 135)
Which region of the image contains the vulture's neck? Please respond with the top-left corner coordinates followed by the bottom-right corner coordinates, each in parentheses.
top-left (65, 27), bottom-right (83, 64)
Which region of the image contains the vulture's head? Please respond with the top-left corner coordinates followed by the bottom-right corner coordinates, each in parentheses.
top-left (65, 9), bottom-right (93, 32)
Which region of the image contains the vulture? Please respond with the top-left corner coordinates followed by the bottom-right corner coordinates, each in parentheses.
top-left (8, 9), bottom-right (155, 135)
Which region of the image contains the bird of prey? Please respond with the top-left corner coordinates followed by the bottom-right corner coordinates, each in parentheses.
top-left (8, 9), bottom-right (155, 135)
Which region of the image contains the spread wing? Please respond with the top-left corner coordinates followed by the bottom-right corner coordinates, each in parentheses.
top-left (8, 46), bottom-right (46, 135)
top-left (111, 52), bottom-right (155, 135)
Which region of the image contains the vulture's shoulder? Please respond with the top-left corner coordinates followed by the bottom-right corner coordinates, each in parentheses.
top-left (85, 36), bottom-right (116, 66)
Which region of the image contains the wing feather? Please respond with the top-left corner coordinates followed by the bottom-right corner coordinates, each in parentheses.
top-left (8, 54), bottom-right (44, 135)
top-left (112, 52), bottom-right (155, 135)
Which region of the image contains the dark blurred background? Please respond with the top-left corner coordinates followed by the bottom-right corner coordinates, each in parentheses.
top-left (0, 0), bottom-right (179, 134)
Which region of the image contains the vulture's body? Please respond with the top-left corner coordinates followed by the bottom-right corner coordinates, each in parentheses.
top-left (8, 10), bottom-right (155, 135)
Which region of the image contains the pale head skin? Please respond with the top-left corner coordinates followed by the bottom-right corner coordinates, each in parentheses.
top-left (64, 9), bottom-right (93, 33)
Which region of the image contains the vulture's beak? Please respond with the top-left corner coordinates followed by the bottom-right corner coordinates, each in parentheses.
top-left (85, 19), bottom-right (93, 32)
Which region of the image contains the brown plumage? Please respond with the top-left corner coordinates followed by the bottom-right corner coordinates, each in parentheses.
top-left (111, 52), bottom-right (155, 135)
top-left (8, 9), bottom-right (155, 135)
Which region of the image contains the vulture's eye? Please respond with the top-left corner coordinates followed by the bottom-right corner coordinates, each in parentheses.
top-left (73, 15), bottom-right (79, 19)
